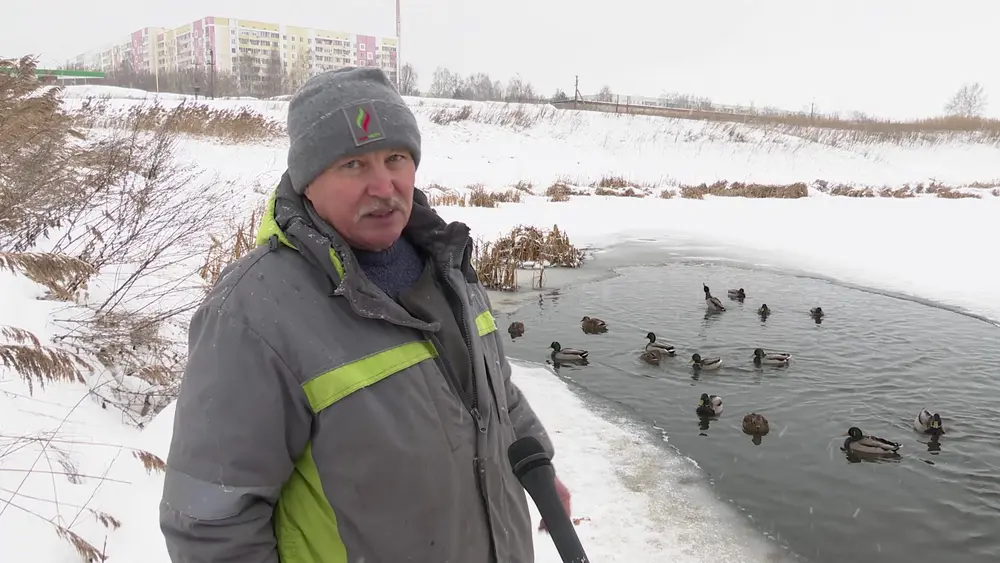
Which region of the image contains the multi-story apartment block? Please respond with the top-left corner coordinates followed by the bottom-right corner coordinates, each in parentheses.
top-left (71, 26), bottom-right (163, 74)
top-left (69, 16), bottom-right (398, 91)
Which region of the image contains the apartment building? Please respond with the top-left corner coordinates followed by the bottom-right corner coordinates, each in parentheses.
top-left (70, 16), bottom-right (398, 87)
top-left (71, 26), bottom-right (162, 74)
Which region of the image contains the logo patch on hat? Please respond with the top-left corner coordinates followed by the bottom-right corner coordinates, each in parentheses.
top-left (344, 102), bottom-right (385, 146)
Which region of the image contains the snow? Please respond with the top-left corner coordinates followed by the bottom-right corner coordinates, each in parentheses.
top-left (2, 85), bottom-right (999, 562)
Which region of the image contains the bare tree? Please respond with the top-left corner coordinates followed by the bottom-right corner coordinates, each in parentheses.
top-left (552, 89), bottom-right (568, 102)
top-left (504, 75), bottom-right (537, 103)
top-left (398, 62), bottom-right (419, 96)
top-left (286, 47), bottom-right (313, 94)
top-left (595, 85), bottom-right (614, 102)
top-left (944, 82), bottom-right (988, 118)
top-left (429, 67), bottom-right (459, 97)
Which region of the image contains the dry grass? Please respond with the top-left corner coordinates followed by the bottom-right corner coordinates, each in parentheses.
top-left (679, 180), bottom-right (809, 199)
top-left (545, 181), bottom-right (573, 202)
top-left (472, 225), bottom-right (584, 291)
top-left (815, 179), bottom-right (986, 199)
top-left (0, 325), bottom-right (91, 394)
top-left (428, 192), bottom-right (467, 207)
top-left (511, 180), bottom-right (534, 193)
top-left (200, 199), bottom-right (265, 289)
top-left (467, 184), bottom-right (522, 207)
top-left (992, 188), bottom-right (1000, 197)
top-left (558, 98), bottom-right (1000, 144)
top-left (426, 103), bottom-right (558, 130)
top-left (659, 188), bottom-right (677, 199)
top-left (73, 97), bottom-right (284, 144)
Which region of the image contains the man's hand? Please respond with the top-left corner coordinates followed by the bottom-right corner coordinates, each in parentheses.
top-left (537, 475), bottom-right (572, 533)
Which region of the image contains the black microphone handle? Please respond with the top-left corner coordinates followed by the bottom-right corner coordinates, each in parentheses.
top-left (519, 464), bottom-right (591, 563)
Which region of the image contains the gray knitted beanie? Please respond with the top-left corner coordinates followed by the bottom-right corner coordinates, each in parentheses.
top-left (286, 66), bottom-right (421, 194)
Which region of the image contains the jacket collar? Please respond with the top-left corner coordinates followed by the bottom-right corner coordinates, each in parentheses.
top-left (257, 171), bottom-right (478, 329)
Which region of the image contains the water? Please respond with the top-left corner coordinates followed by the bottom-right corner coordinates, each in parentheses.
top-left (500, 256), bottom-right (1000, 563)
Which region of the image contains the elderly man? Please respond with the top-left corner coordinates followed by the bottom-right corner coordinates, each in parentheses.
top-left (159, 66), bottom-right (570, 563)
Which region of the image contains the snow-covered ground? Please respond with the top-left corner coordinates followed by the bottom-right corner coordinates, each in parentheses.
top-left (2, 85), bottom-right (999, 562)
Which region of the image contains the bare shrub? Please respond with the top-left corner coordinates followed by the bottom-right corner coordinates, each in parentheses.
top-left (992, 188), bottom-right (999, 197)
top-left (472, 225), bottom-right (584, 291)
top-left (546, 181), bottom-right (572, 202)
top-left (73, 97), bottom-right (284, 143)
top-left (659, 188), bottom-right (676, 199)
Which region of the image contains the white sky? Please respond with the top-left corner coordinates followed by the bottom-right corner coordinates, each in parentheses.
top-left (3, 0), bottom-right (998, 119)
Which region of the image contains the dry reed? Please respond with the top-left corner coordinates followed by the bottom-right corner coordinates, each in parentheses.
top-left (472, 225), bottom-right (584, 291)
top-left (73, 97), bottom-right (284, 143)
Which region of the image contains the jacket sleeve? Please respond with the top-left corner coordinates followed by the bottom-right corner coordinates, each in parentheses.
top-left (159, 304), bottom-right (312, 563)
top-left (499, 342), bottom-right (556, 460)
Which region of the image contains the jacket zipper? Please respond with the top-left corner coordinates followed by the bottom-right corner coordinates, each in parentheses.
top-left (437, 241), bottom-right (497, 560)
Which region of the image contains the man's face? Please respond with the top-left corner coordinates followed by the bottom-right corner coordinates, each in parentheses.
top-left (304, 148), bottom-right (416, 251)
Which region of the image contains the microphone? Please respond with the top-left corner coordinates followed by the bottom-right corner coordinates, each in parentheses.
top-left (507, 436), bottom-right (591, 563)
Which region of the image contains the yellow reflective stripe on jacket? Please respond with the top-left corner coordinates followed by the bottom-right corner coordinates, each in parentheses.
top-left (275, 442), bottom-right (346, 563)
top-left (302, 340), bottom-right (438, 413)
top-left (475, 310), bottom-right (497, 336)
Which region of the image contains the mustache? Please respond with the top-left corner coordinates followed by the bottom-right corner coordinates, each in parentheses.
top-left (355, 196), bottom-right (406, 220)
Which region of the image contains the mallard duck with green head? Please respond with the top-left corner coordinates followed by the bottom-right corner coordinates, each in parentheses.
top-left (728, 287), bottom-right (746, 299)
top-left (692, 353), bottom-right (722, 370)
top-left (581, 316), bottom-right (608, 333)
top-left (752, 348), bottom-right (791, 366)
top-left (550, 341), bottom-right (589, 362)
top-left (842, 427), bottom-right (901, 456)
top-left (644, 332), bottom-right (676, 356)
top-left (703, 284), bottom-right (726, 312)
top-left (913, 409), bottom-right (945, 435)
top-left (742, 413), bottom-right (770, 435)
top-left (696, 393), bottom-right (723, 416)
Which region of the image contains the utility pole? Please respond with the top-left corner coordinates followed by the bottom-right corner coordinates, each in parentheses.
top-left (209, 47), bottom-right (216, 99)
top-left (395, 0), bottom-right (402, 91)
top-left (574, 75), bottom-right (580, 102)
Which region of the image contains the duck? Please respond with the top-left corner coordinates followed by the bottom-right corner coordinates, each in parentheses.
top-left (810, 307), bottom-right (825, 319)
top-left (640, 348), bottom-right (665, 366)
top-left (508, 321), bottom-right (525, 338)
top-left (696, 393), bottom-right (723, 416)
top-left (752, 348), bottom-right (791, 366)
top-left (842, 426), bottom-right (901, 456)
top-left (758, 303), bottom-right (771, 318)
top-left (728, 288), bottom-right (746, 299)
top-left (581, 316), bottom-right (608, 333)
top-left (644, 332), bottom-right (676, 356)
top-left (549, 341), bottom-right (589, 362)
top-left (742, 413), bottom-right (770, 435)
top-left (691, 353), bottom-right (722, 370)
top-left (703, 284), bottom-right (726, 312)
top-left (913, 409), bottom-right (945, 435)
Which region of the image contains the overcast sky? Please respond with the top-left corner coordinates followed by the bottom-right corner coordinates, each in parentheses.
top-left (3, 0), bottom-right (998, 119)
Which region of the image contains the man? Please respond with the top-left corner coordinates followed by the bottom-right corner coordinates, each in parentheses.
top-left (159, 66), bottom-right (571, 563)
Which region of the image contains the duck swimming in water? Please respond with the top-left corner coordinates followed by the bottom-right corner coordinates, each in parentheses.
top-left (728, 288), bottom-right (746, 300)
top-left (742, 413), bottom-right (770, 435)
top-left (549, 341), bottom-right (589, 363)
top-left (644, 332), bottom-right (676, 356)
top-left (842, 426), bottom-right (901, 456)
top-left (508, 321), bottom-right (525, 338)
top-left (752, 348), bottom-right (791, 366)
top-left (640, 348), bottom-right (665, 366)
top-left (703, 284), bottom-right (726, 312)
top-left (581, 316), bottom-right (608, 333)
top-left (692, 353), bottom-right (722, 370)
top-left (913, 409), bottom-right (945, 435)
top-left (696, 393), bottom-right (723, 416)
top-left (758, 303), bottom-right (771, 319)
